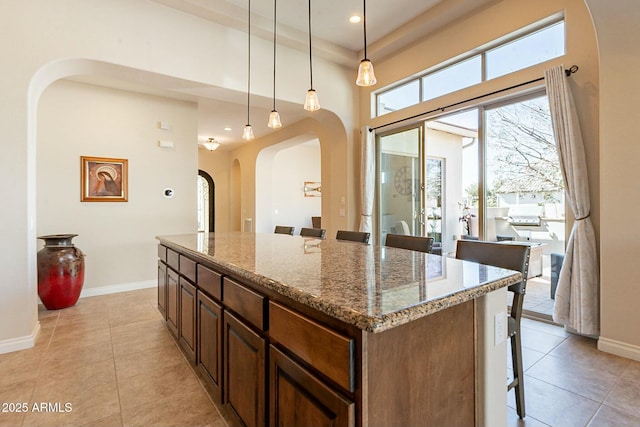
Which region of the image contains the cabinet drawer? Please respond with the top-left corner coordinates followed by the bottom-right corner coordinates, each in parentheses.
top-left (269, 302), bottom-right (354, 392)
top-left (179, 255), bottom-right (197, 283)
top-left (198, 265), bottom-right (222, 301)
top-left (157, 244), bottom-right (167, 263)
top-left (223, 278), bottom-right (266, 331)
top-left (167, 248), bottom-right (179, 271)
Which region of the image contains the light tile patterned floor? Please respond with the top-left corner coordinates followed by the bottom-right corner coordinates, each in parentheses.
top-left (1, 289), bottom-right (639, 427)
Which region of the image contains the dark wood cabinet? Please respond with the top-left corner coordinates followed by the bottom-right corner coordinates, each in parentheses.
top-left (270, 345), bottom-right (355, 427)
top-left (157, 261), bottom-right (167, 319)
top-left (179, 277), bottom-right (197, 362)
top-left (166, 267), bottom-right (179, 338)
top-left (197, 291), bottom-right (223, 402)
top-left (224, 311), bottom-right (266, 427)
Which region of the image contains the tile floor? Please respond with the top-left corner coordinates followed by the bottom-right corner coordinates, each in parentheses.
top-left (0, 288), bottom-right (638, 427)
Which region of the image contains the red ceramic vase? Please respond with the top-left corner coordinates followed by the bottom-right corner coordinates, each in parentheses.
top-left (37, 234), bottom-right (85, 310)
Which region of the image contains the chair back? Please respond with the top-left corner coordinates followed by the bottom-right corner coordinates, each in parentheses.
top-left (336, 230), bottom-right (371, 244)
top-left (385, 234), bottom-right (434, 253)
top-left (274, 225), bottom-right (295, 235)
top-left (455, 240), bottom-right (530, 294)
top-left (311, 216), bottom-right (322, 229)
top-left (300, 227), bottom-right (326, 239)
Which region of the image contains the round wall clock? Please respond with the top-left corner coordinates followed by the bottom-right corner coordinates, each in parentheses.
top-left (394, 166), bottom-right (412, 195)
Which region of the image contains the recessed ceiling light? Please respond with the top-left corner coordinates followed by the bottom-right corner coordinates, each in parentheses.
top-left (224, 127), bottom-right (232, 131)
top-left (349, 15), bottom-right (361, 24)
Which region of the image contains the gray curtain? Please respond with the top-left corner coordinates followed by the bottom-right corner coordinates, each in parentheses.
top-left (359, 126), bottom-right (375, 234)
top-left (545, 65), bottom-right (599, 336)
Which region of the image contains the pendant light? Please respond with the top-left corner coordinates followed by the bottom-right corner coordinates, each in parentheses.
top-left (242, 0), bottom-right (255, 140)
top-left (303, 0), bottom-right (320, 111)
top-left (355, 0), bottom-right (377, 87)
top-left (268, 0), bottom-right (282, 128)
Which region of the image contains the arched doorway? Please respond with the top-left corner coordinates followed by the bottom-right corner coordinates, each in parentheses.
top-left (198, 170), bottom-right (215, 233)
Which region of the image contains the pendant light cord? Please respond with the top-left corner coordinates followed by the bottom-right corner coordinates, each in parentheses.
top-left (363, 0), bottom-right (367, 60)
top-left (308, 0), bottom-right (313, 90)
top-left (247, 0), bottom-right (251, 125)
top-left (272, 0), bottom-right (277, 110)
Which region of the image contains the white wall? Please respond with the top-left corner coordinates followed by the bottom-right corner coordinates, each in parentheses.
top-left (272, 144), bottom-right (322, 233)
top-left (585, 0), bottom-right (640, 359)
top-left (0, 0), bottom-right (356, 352)
top-left (37, 80), bottom-right (198, 290)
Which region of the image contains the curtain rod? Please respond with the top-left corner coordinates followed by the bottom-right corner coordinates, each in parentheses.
top-left (370, 64), bottom-right (579, 132)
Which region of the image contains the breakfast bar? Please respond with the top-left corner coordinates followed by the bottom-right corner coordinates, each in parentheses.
top-left (156, 232), bottom-right (521, 427)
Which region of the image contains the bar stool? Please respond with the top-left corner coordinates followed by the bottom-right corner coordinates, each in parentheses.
top-left (385, 234), bottom-right (434, 253)
top-left (274, 226), bottom-right (294, 235)
top-left (300, 227), bottom-right (326, 239)
top-left (336, 230), bottom-right (370, 244)
top-left (455, 239), bottom-right (530, 418)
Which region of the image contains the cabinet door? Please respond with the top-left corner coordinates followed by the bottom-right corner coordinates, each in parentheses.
top-left (157, 261), bottom-right (167, 319)
top-left (166, 268), bottom-right (179, 338)
top-left (270, 346), bottom-right (355, 427)
top-left (179, 277), bottom-right (197, 362)
top-left (197, 291), bottom-right (223, 402)
top-left (224, 312), bottom-right (266, 427)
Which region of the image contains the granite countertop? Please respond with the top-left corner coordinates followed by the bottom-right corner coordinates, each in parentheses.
top-left (157, 232), bottom-right (521, 333)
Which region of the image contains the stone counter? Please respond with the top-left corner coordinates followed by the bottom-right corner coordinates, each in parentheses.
top-left (157, 232), bottom-right (521, 333)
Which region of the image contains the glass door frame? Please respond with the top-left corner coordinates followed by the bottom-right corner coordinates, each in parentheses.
top-left (375, 123), bottom-right (426, 244)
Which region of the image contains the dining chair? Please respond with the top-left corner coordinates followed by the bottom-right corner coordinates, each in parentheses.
top-left (335, 230), bottom-right (370, 244)
top-left (274, 225), bottom-right (295, 235)
top-left (385, 234), bottom-right (434, 253)
top-left (300, 227), bottom-right (326, 239)
top-left (455, 239), bottom-right (530, 419)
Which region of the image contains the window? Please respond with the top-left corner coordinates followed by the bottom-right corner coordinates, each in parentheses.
top-left (374, 18), bottom-right (565, 118)
top-left (486, 21), bottom-right (565, 79)
top-left (422, 56), bottom-right (482, 102)
top-left (377, 80), bottom-right (420, 116)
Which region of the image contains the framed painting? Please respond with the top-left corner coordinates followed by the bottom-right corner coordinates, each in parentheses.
top-left (81, 156), bottom-right (128, 202)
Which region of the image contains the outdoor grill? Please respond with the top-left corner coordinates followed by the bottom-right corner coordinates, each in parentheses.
top-left (506, 205), bottom-right (543, 227)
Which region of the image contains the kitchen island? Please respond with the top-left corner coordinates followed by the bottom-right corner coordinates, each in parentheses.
top-left (156, 232), bottom-right (520, 427)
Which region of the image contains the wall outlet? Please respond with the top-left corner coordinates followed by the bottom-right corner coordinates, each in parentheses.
top-left (494, 312), bottom-right (506, 346)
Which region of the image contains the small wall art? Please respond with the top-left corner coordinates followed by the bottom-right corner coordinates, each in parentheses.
top-left (303, 181), bottom-right (321, 197)
top-left (81, 156), bottom-right (128, 202)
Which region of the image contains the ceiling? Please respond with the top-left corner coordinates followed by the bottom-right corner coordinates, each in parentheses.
top-left (76, 0), bottom-right (500, 150)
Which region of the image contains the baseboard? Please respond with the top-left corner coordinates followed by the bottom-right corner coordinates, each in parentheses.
top-left (79, 280), bottom-right (156, 298)
top-left (598, 336), bottom-right (640, 362)
top-left (0, 321), bottom-right (41, 355)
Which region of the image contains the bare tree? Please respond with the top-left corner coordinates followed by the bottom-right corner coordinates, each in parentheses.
top-left (485, 97), bottom-right (563, 203)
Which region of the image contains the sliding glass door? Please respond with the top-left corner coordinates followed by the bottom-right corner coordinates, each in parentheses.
top-left (378, 126), bottom-right (424, 243)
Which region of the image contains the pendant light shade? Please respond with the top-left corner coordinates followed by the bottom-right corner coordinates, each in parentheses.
top-left (303, 0), bottom-right (320, 111)
top-left (304, 89), bottom-right (320, 112)
top-left (268, 110), bottom-right (282, 128)
top-left (356, 0), bottom-right (377, 87)
top-left (242, 124), bottom-right (255, 140)
top-left (243, 0), bottom-right (255, 140)
top-left (268, 0), bottom-right (282, 128)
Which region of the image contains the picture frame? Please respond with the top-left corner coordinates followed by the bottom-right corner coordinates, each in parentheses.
top-left (81, 156), bottom-right (128, 202)
top-left (303, 181), bottom-right (321, 197)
